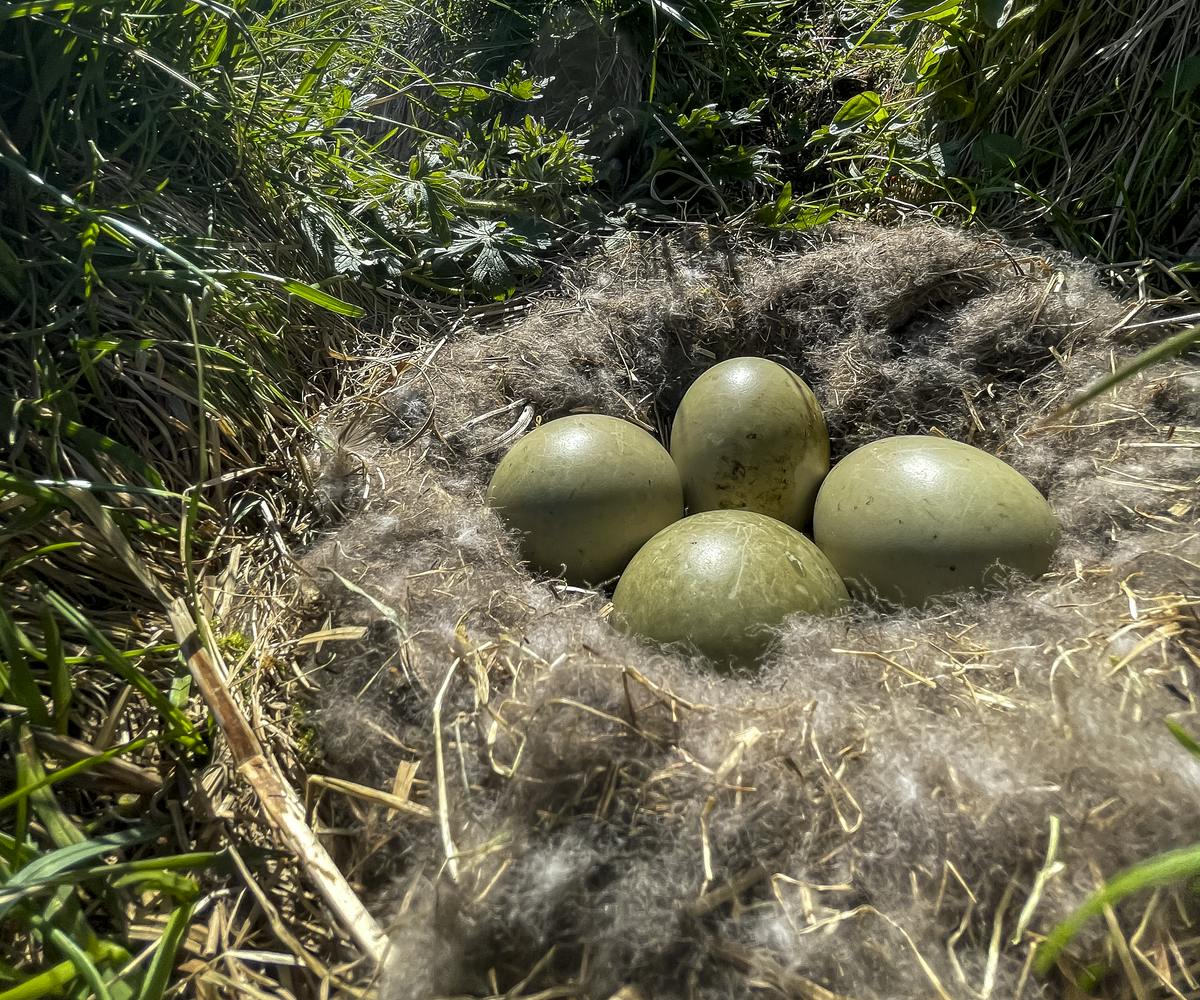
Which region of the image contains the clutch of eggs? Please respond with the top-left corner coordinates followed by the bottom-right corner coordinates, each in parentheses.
top-left (485, 358), bottom-right (1059, 663)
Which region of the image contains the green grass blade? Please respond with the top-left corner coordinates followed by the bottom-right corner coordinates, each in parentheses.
top-left (294, 35), bottom-right (348, 98)
top-left (1035, 845), bottom-right (1200, 973)
top-left (647, 0), bottom-right (710, 39)
top-left (111, 869), bottom-right (199, 901)
top-left (27, 477), bottom-right (206, 506)
top-left (38, 606), bottom-right (70, 734)
top-left (0, 737), bottom-right (154, 815)
top-left (1166, 720), bottom-right (1200, 761)
top-left (15, 727), bottom-right (83, 849)
top-left (14, 408), bottom-right (168, 492)
top-left (1050, 322), bottom-right (1200, 419)
top-left (0, 152), bottom-right (225, 292)
top-left (2, 852), bottom-right (220, 910)
top-left (42, 594), bottom-right (200, 748)
top-left (3, 826), bottom-right (158, 878)
top-left (0, 832), bottom-right (37, 867)
top-left (0, 958), bottom-right (80, 1000)
top-left (42, 928), bottom-right (113, 1000)
top-left (226, 271), bottom-right (365, 316)
top-left (0, 608), bottom-right (51, 726)
top-left (0, 827), bottom-right (161, 918)
top-left (279, 278), bottom-right (365, 317)
top-left (0, 543), bottom-right (85, 581)
top-left (0, 1), bottom-right (81, 20)
top-left (134, 900), bottom-right (195, 1000)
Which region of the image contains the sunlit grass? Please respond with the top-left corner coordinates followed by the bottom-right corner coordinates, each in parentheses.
top-left (811, 0), bottom-right (1199, 268)
top-left (0, 1), bottom-right (383, 992)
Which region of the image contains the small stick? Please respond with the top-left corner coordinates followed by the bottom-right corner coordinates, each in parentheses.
top-left (168, 599), bottom-right (389, 965)
top-left (308, 773), bottom-right (433, 822)
top-left (71, 490), bottom-right (390, 966)
top-left (432, 658), bottom-right (461, 881)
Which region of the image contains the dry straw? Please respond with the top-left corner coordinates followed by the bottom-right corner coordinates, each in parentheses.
top-left (283, 223), bottom-right (1199, 999)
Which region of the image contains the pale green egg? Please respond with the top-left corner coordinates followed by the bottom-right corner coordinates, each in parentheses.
top-left (612, 509), bottom-right (848, 663)
top-left (813, 435), bottom-right (1060, 605)
top-left (671, 357), bottom-right (829, 526)
top-left (487, 414), bottom-right (683, 584)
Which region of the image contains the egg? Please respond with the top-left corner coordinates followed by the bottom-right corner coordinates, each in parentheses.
top-left (812, 435), bottom-right (1060, 605)
top-left (487, 414), bottom-right (683, 584)
top-left (670, 357), bottom-right (829, 526)
top-left (612, 510), bottom-right (849, 663)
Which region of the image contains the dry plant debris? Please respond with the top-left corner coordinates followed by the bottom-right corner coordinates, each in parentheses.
top-left (278, 223), bottom-right (1199, 1000)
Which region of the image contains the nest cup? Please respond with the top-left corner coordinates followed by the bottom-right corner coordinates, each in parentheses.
top-left (298, 224), bottom-right (1200, 1000)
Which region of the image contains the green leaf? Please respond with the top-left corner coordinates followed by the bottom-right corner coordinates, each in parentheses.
top-left (0, 2), bottom-right (88, 24)
top-left (111, 869), bottom-right (198, 901)
top-left (979, 0), bottom-right (1015, 29)
top-left (294, 36), bottom-right (347, 99)
top-left (434, 83), bottom-right (491, 102)
top-left (830, 92), bottom-right (887, 133)
top-left (1049, 323), bottom-right (1200, 419)
top-left (470, 245), bottom-right (511, 289)
top-left (0, 941), bottom-right (127, 1000)
top-left (647, 0), bottom-right (709, 39)
top-left (494, 75), bottom-right (536, 101)
top-left (1035, 844), bottom-right (1200, 972)
top-left (43, 928), bottom-right (113, 1000)
top-left (2, 852), bottom-right (221, 911)
top-left (888, 0), bottom-right (962, 25)
top-left (973, 131), bottom-right (1023, 171)
top-left (223, 272), bottom-right (363, 316)
top-left (278, 279), bottom-right (365, 317)
top-left (1167, 720), bottom-right (1200, 761)
top-left (788, 203), bottom-right (842, 229)
top-left (914, 45), bottom-right (944, 82)
top-left (928, 140), bottom-right (954, 176)
top-left (0, 958), bottom-right (79, 1000)
top-left (135, 901), bottom-right (195, 1000)
top-left (0, 828), bottom-right (160, 919)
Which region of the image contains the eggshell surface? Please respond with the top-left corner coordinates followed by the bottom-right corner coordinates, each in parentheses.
top-left (813, 435), bottom-right (1059, 605)
top-left (670, 357), bottom-right (829, 526)
top-left (487, 414), bottom-right (683, 584)
top-left (612, 509), bottom-right (848, 663)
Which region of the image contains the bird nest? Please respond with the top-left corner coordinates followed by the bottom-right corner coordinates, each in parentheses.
top-left (294, 223), bottom-right (1200, 1000)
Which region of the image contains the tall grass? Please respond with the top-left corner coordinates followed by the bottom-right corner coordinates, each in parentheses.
top-left (0, 0), bottom-right (619, 989)
top-left (407, 0), bottom-right (868, 221)
top-left (0, 1), bottom-right (393, 993)
top-left (812, 0), bottom-right (1200, 269)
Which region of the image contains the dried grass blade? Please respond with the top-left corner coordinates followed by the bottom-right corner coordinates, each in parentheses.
top-left (166, 599), bottom-right (389, 964)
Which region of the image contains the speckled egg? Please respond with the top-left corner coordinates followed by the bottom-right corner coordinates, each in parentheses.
top-left (612, 510), bottom-right (849, 664)
top-left (812, 435), bottom-right (1059, 605)
top-left (670, 357), bottom-right (829, 526)
top-left (487, 414), bottom-right (683, 584)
